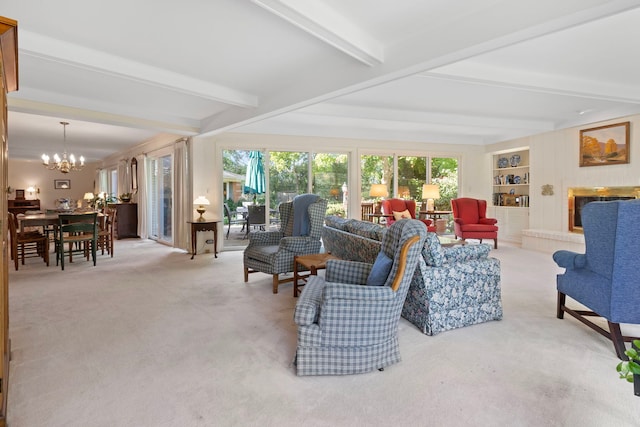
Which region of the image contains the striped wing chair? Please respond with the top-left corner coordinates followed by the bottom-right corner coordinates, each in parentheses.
top-left (293, 219), bottom-right (427, 376)
top-left (243, 196), bottom-right (327, 294)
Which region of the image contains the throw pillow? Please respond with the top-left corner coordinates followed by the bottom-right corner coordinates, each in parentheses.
top-left (392, 209), bottom-right (411, 221)
top-left (366, 251), bottom-right (393, 286)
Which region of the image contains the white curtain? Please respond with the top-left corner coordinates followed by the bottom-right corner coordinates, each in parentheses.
top-left (118, 159), bottom-right (129, 196)
top-left (96, 168), bottom-right (108, 194)
top-left (173, 138), bottom-right (191, 251)
top-left (136, 154), bottom-right (148, 239)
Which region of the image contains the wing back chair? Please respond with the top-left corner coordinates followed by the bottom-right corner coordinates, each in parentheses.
top-left (381, 198), bottom-right (435, 231)
top-left (553, 199), bottom-right (640, 359)
top-left (243, 195), bottom-right (327, 294)
top-left (451, 198), bottom-right (498, 248)
top-left (293, 219), bottom-right (427, 375)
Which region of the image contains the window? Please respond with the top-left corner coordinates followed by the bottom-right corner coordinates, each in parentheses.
top-left (360, 153), bottom-right (459, 230)
top-left (311, 152), bottom-right (348, 217)
top-left (109, 168), bottom-right (118, 198)
top-left (360, 155), bottom-right (393, 201)
top-left (269, 151), bottom-right (309, 209)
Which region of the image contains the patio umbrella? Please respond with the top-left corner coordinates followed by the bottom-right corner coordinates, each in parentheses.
top-left (244, 150), bottom-right (266, 203)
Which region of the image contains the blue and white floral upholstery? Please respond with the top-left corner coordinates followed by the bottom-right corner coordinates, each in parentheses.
top-left (553, 200), bottom-right (640, 359)
top-left (243, 196), bottom-right (327, 293)
top-left (293, 219), bottom-right (427, 376)
top-left (402, 233), bottom-right (503, 335)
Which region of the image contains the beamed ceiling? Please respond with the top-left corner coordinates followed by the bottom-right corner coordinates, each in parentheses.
top-left (3, 0), bottom-right (640, 161)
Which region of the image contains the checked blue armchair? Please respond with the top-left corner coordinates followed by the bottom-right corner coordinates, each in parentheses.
top-left (293, 219), bottom-right (427, 376)
top-left (243, 196), bottom-right (327, 294)
top-left (553, 199), bottom-right (640, 360)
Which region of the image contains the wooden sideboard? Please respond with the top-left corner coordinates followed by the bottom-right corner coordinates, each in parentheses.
top-left (8, 199), bottom-right (40, 215)
top-left (108, 203), bottom-right (139, 239)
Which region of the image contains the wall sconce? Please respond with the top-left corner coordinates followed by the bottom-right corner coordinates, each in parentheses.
top-left (422, 184), bottom-right (440, 212)
top-left (26, 186), bottom-right (40, 198)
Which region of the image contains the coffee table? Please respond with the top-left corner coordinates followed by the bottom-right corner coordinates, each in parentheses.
top-left (293, 253), bottom-right (338, 297)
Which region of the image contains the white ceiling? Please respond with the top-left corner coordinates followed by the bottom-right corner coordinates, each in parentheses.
top-left (3, 0), bottom-right (640, 162)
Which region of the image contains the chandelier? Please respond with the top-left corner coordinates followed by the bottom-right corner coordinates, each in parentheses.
top-left (41, 121), bottom-right (85, 173)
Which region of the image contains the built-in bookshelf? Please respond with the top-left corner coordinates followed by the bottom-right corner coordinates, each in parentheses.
top-left (492, 149), bottom-right (530, 207)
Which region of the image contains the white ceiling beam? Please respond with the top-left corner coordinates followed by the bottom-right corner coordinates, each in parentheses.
top-left (8, 98), bottom-right (199, 135)
top-left (425, 66), bottom-right (640, 105)
top-left (251, 0), bottom-right (383, 66)
top-left (20, 30), bottom-right (258, 108)
top-left (299, 103), bottom-right (555, 132)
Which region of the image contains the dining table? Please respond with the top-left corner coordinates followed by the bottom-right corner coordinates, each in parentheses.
top-left (18, 211), bottom-right (104, 234)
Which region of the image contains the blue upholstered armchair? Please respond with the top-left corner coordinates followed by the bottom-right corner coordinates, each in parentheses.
top-left (293, 219), bottom-right (427, 376)
top-left (243, 195), bottom-right (327, 294)
top-left (402, 233), bottom-right (502, 335)
top-left (553, 200), bottom-right (640, 359)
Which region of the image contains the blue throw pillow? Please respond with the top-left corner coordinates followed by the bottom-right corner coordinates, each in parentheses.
top-left (366, 251), bottom-right (393, 286)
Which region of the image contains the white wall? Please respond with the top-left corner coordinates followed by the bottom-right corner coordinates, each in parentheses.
top-left (486, 113), bottom-right (640, 232)
top-left (8, 159), bottom-right (99, 210)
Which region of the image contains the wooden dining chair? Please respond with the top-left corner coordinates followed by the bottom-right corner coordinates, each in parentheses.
top-left (56, 212), bottom-right (98, 270)
top-left (8, 212), bottom-right (49, 270)
top-left (98, 207), bottom-right (116, 257)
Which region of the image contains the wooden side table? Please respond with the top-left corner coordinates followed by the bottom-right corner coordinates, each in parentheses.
top-left (293, 253), bottom-right (338, 297)
top-left (419, 210), bottom-right (452, 234)
top-left (188, 220), bottom-right (219, 259)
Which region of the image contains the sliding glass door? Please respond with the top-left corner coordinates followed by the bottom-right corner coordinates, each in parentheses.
top-left (147, 149), bottom-right (173, 244)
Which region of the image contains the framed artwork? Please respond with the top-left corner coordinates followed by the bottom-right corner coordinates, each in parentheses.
top-left (54, 179), bottom-right (70, 189)
top-left (15, 189), bottom-right (25, 199)
top-left (580, 121), bottom-right (630, 167)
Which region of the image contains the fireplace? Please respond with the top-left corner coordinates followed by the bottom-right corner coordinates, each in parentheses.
top-left (568, 186), bottom-right (640, 232)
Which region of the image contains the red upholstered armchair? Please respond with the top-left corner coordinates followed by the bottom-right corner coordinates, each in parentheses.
top-left (380, 198), bottom-right (436, 232)
top-left (450, 198), bottom-right (498, 248)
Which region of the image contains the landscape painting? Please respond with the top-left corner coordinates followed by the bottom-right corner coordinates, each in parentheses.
top-left (579, 121), bottom-right (630, 167)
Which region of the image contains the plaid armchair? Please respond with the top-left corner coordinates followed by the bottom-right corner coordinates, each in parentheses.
top-left (243, 196), bottom-right (327, 294)
top-left (293, 219), bottom-right (427, 376)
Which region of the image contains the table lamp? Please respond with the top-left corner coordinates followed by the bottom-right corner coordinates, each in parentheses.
top-left (369, 184), bottom-right (388, 214)
top-left (84, 192), bottom-right (95, 209)
top-left (194, 196), bottom-right (210, 222)
top-left (422, 184), bottom-right (440, 212)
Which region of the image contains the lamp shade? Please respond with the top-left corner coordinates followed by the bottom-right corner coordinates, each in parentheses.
top-left (193, 196), bottom-right (210, 206)
top-left (421, 184), bottom-right (440, 200)
top-left (369, 184), bottom-right (388, 198)
top-left (84, 192), bottom-right (94, 201)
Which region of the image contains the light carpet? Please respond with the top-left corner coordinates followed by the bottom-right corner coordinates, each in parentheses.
top-left (7, 239), bottom-right (640, 427)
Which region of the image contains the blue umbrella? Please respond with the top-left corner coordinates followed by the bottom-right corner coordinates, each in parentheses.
top-left (244, 151), bottom-right (266, 203)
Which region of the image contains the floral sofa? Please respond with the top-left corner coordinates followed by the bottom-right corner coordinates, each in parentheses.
top-left (322, 216), bottom-right (503, 335)
top-left (402, 233), bottom-right (502, 335)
